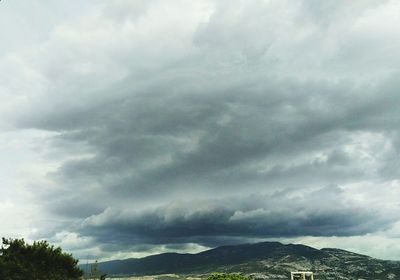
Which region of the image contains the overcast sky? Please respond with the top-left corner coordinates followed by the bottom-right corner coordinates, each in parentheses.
top-left (1, 0), bottom-right (400, 261)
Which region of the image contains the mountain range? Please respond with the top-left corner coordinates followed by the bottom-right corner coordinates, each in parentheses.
top-left (82, 241), bottom-right (400, 279)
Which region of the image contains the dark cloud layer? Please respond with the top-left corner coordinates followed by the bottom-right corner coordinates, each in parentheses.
top-left (79, 187), bottom-right (394, 250)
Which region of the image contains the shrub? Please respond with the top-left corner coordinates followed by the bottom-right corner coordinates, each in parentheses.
top-left (207, 273), bottom-right (250, 280)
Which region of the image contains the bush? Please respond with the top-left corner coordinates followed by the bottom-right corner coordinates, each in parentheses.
top-left (0, 237), bottom-right (83, 280)
top-left (207, 273), bottom-right (250, 280)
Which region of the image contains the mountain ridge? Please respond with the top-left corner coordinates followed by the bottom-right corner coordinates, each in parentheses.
top-left (82, 241), bottom-right (400, 279)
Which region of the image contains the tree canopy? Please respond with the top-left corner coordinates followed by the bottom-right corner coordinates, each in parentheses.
top-left (0, 237), bottom-right (83, 280)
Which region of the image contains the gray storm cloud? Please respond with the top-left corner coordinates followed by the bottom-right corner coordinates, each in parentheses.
top-left (79, 187), bottom-right (394, 247)
top-left (1, 0), bottom-right (400, 260)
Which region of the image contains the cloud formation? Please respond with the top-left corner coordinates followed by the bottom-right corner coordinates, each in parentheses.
top-left (1, 0), bottom-right (400, 260)
top-left (80, 186), bottom-right (394, 246)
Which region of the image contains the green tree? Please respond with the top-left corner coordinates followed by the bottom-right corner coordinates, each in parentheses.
top-left (0, 237), bottom-right (83, 280)
top-left (207, 273), bottom-right (250, 280)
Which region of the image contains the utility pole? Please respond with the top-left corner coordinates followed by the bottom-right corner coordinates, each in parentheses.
top-left (86, 255), bottom-right (89, 279)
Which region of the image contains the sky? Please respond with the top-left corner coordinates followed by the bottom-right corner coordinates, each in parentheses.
top-left (1, 0), bottom-right (400, 261)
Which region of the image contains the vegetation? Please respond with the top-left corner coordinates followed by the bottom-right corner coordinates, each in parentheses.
top-left (0, 237), bottom-right (83, 280)
top-left (207, 273), bottom-right (250, 280)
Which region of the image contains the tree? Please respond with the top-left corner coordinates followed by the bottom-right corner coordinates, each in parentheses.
top-left (0, 237), bottom-right (83, 280)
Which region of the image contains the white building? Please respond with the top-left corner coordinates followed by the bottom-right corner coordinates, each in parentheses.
top-left (290, 271), bottom-right (314, 280)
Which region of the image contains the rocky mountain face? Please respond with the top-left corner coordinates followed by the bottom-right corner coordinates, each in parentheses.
top-left (83, 242), bottom-right (400, 279)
